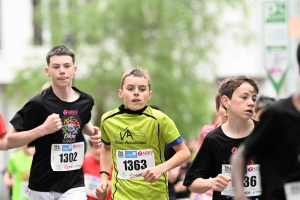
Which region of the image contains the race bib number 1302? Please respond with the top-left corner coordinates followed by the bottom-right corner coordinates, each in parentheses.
top-left (51, 142), bottom-right (84, 171)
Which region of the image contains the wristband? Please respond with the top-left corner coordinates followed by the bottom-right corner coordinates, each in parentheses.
top-left (100, 171), bottom-right (110, 176)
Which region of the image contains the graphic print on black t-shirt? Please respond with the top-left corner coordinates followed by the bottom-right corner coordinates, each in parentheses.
top-left (61, 109), bottom-right (82, 143)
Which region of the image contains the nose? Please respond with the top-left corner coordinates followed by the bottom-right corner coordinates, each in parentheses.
top-left (59, 66), bottom-right (65, 73)
top-left (134, 88), bottom-right (139, 95)
top-left (248, 98), bottom-right (255, 107)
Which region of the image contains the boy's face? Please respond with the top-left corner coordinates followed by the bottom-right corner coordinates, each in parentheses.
top-left (45, 55), bottom-right (77, 87)
top-left (222, 82), bottom-right (257, 120)
top-left (118, 75), bottom-right (152, 111)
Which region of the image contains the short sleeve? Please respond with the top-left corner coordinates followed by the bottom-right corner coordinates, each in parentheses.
top-left (160, 115), bottom-right (181, 145)
top-left (10, 100), bottom-right (39, 132)
top-left (183, 136), bottom-right (213, 186)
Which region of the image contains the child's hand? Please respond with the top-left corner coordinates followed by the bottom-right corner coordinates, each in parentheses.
top-left (96, 181), bottom-right (109, 200)
top-left (141, 165), bottom-right (164, 183)
top-left (90, 127), bottom-right (102, 148)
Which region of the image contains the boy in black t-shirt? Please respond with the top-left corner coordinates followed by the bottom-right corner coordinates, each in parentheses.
top-left (6, 45), bottom-right (100, 200)
top-left (183, 75), bottom-right (261, 200)
top-left (231, 44), bottom-right (300, 200)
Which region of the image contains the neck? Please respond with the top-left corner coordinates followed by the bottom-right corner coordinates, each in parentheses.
top-left (222, 119), bottom-right (254, 139)
top-left (52, 85), bottom-right (77, 102)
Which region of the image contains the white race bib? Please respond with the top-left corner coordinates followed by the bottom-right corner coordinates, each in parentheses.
top-left (51, 142), bottom-right (84, 171)
top-left (116, 149), bottom-right (155, 180)
top-left (221, 164), bottom-right (261, 197)
top-left (284, 181), bottom-right (300, 200)
top-left (84, 174), bottom-right (100, 198)
top-left (20, 181), bottom-right (29, 198)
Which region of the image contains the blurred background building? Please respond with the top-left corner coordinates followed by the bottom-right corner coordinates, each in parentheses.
top-left (0, 0), bottom-right (299, 199)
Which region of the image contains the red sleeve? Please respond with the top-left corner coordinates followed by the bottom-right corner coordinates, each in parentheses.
top-left (197, 124), bottom-right (218, 149)
top-left (0, 113), bottom-right (7, 136)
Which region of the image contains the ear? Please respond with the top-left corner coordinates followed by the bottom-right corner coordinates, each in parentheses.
top-left (221, 95), bottom-right (230, 110)
top-left (148, 90), bottom-right (153, 100)
top-left (118, 89), bottom-right (123, 99)
top-left (73, 65), bottom-right (77, 76)
top-left (45, 67), bottom-right (50, 77)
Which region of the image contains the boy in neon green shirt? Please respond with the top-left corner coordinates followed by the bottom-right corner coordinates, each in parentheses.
top-left (4, 145), bottom-right (35, 200)
top-left (95, 68), bottom-right (191, 200)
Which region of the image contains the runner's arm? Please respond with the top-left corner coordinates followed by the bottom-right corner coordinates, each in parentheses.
top-left (7, 127), bottom-right (44, 149)
top-left (160, 141), bottom-right (190, 173)
top-left (82, 121), bottom-right (99, 136)
top-left (100, 145), bottom-right (113, 181)
top-left (0, 134), bottom-right (8, 150)
top-left (231, 144), bottom-right (248, 199)
top-left (188, 174), bottom-right (231, 194)
top-left (7, 113), bottom-right (61, 149)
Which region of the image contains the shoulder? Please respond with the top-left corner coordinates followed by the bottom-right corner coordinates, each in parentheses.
top-left (73, 87), bottom-right (94, 101)
top-left (144, 107), bottom-right (173, 122)
top-left (24, 90), bottom-right (48, 108)
top-left (101, 107), bottom-right (122, 121)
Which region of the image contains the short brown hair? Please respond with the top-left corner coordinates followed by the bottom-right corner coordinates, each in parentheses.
top-left (120, 68), bottom-right (151, 90)
top-left (46, 45), bottom-right (75, 65)
top-left (218, 75), bottom-right (259, 100)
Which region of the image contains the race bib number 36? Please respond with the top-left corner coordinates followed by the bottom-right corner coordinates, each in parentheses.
top-left (221, 164), bottom-right (261, 197)
top-left (51, 142), bottom-right (84, 171)
top-left (116, 149), bottom-right (155, 180)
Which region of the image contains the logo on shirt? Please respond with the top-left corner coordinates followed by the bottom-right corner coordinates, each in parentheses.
top-left (61, 114), bottom-right (81, 143)
top-left (114, 127), bottom-right (147, 145)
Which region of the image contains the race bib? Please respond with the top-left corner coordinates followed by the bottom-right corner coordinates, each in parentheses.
top-left (84, 174), bottom-right (100, 198)
top-left (221, 164), bottom-right (261, 197)
top-left (20, 181), bottom-right (29, 198)
top-left (284, 181), bottom-right (300, 200)
top-left (51, 142), bottom-right (84, 171)
top-left (116, 149), bottom-right (155, 180)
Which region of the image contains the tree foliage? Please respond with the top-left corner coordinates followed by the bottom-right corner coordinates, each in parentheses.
top-left (7, 0), bottom-right (250, 139)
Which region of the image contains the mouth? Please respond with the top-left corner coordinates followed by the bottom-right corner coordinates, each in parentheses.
top-left (58, 77), bottom-right (68, 80)
top-left (245, 109), bottom-right (253, 115)
top-left (132, 99), bottom-right (141, 102)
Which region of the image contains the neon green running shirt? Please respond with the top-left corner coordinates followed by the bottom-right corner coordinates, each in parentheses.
top-left (7, 149), bottom-right (33, 200)
top-left (101, 105), bottom-right (182, 200)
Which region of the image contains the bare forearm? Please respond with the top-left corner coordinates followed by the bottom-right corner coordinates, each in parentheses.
top-left (82, 121), bottom-right (95, 136)
top-left (0, 135), bottom-right (8, 150)
top-left (6, 127), bottom-right (44, 149)
top-left (100, 146), bottom-right (113, 181)
top-left (162, 142), bottom-right (191, 172)
top-left (188, 178), bottom-right (212, 194)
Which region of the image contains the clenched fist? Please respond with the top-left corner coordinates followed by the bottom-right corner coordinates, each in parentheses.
top-left (42, 113), bottom-right (62, 135)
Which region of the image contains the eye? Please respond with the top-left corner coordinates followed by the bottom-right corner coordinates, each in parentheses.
top-left (127, 87), bottom-right (133, 91)
top-left (140, 88), bottom-right (146, 92)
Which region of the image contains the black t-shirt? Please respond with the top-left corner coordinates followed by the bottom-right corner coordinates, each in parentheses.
top-left (183, 120), bottom-right (260, 200)
top-left (10, 86), bottom-right (94, 192)
top-left (244, 96), bottom-right (300, 200)
top-left (176, 162), bottom-right (191, 199)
